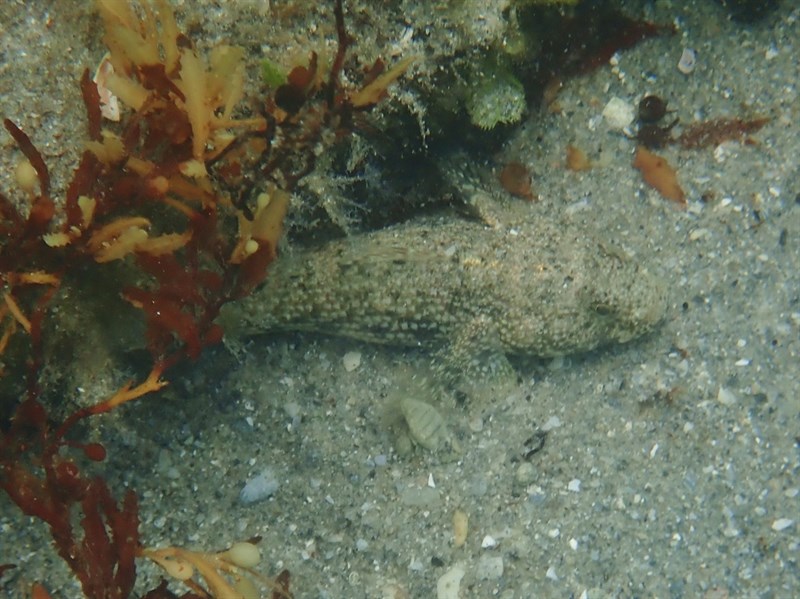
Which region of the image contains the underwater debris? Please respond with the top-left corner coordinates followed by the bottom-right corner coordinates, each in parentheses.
top-left (498, 161), bottom-right (536, 200)
top-left (677, 116), bottom-right (770, 150)
top-left (637, 95), bottom-right (669, 123)
top-left (452, 509), bottom-right (469, 548)
top-left (565, 144), bottom-right (591, 171)
top-left (634, 94), bottom-right (678, 149)
top-left (636, 119), bottom-right (679, 150)
top-left (383, 393), bottom-right (451, 455)
top-left (633, 146), bottom-right (686, 205)
top-left (239, 468), bottom-right (281, 505)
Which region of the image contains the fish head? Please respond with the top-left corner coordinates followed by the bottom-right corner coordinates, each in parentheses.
top-left (578, 241), bottom-right (668, 348)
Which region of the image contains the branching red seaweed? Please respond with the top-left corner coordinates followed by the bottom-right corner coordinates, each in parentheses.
top-left (0, 0), bottom-right (410, 596)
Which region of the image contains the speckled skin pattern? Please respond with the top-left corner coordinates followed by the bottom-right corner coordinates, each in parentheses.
top-left (228, 216), bottom-right (667, 357)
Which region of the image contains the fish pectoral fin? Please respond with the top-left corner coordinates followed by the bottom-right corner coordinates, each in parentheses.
top-left (433, 315), bottom-right (517, 395)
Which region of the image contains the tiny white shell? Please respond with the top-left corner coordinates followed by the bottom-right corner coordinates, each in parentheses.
top-left (93, 52), bottom-right (121, 121)
top-left (677, 48), bottom-right (696, 74)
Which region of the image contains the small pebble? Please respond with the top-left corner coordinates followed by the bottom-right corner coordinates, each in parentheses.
top-left (477, 555), bottom-right (504, 580)
top-left (515, 462), bottom-right (537, 485)
top-left (602, 97), bottom-right (635, 130)
top-left (342, 351), bottom-right (361, 372)
top-left (542, 416), bottom-right (562, 431)
top-left (569, 538), bottom-right (579, 550)
top-left (772, 518), bottom-right (794, 531)
top-left (481, 535), bottom-right (498, 549)
top-left (239, 468), bottom-right (280, 505)
top-left (568, 479), bottom-right (581, 492)
top-left (437, 564), bottom-right (465, 599)
top-left (717, 386), bottom-right (738, 406)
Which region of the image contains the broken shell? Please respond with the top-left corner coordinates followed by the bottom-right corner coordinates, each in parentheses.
top-left (677, 48), bottom-right (696, 74)
top-left (93, 52), bottom-right (121, 122)
top-left (398, 397), bottom-right (448, 451)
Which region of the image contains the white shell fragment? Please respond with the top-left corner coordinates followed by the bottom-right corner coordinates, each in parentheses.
top-left (239, 468), bottom-right (280, 505)
top-left (93, 52), bottom-right (121, 121)
top-left (398, 397), bottom-right (449, 451)
top-left (601, 97), bottom-right (635, 130)
top-left (677, 48), bottom-right (697, 74)
top-left (481, 534), bottom-right (498, 549)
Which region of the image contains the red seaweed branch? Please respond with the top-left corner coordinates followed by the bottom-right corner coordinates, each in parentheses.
top-left (1, 0), bottom-right (409, 596)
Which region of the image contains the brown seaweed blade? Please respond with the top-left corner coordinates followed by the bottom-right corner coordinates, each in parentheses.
top-left (677, 116), bottom-right (770, 149)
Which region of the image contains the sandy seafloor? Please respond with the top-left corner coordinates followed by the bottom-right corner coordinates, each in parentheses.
top-left (1, 1), bottom-right (799, 598)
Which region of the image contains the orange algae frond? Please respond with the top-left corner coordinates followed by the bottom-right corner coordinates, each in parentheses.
top-left (141, 540), bottom-right (292, 598)
top-left (633, 146), bottom-right (686, 205)
top-left (349, 55), bottom-right (416, 108)
top-left (96, 0), bottom-right (263, 165)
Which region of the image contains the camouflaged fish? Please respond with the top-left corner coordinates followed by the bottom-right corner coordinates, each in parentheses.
top-left (223, 214), bottom-right (667, 372)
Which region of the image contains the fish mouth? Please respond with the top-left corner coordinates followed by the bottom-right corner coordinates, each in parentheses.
top-left (621, 279), bottom-right (669, 341)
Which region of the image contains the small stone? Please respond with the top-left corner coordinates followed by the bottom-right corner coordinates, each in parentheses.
top-left (515, 462), bottom-right (537, 485)
top-left (342, 351), bottom-right (361, 372)
top-left (602, 97), bottom-right (635, 130)
top-left (239, 469), bottom-right (280, 505)
top-left (477, 555), bottom-right (504, 580)
top-left (437, 564), bottom-right (465, 599)
top-left (569, 538), bottom-right (579, 550)
top-left (541, 416), bottom-right (561, 431)
top-left (717, 386), bottom-right (737, 406)
top-left (772, 518), bottom-right (794, 531)
top-left (568, 478), bottom-right (581, 492)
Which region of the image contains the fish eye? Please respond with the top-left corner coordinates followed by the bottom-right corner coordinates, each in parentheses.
top-left (593, 303), bottom-right (615, 317)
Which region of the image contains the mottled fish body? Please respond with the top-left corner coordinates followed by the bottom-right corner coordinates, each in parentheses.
top-left (226, 216), bottom-right (667, 358)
